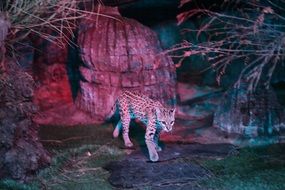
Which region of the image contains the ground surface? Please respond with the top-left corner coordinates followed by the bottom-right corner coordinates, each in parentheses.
top-left (105, 143), bottom-right (236, 189)
top-left (0, 123), bottom-right (285, 190)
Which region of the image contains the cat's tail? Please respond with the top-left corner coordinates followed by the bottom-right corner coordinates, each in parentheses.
top-left (106, 100), bottom-right (122, 138)
top-left (113, 120), bottom-right (122, 138)
top-left (105, 101), bottom-right (117, 121)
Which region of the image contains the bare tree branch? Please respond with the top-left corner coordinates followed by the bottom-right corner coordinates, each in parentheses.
top-left (170, 0), bottom-right (285, 91)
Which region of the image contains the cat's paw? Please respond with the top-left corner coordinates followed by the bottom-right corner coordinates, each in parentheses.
top-left (125, 141), bottom-right (134, 148)
top-left (113, 130), bottom-right (119, 138)
top-left (149, 152), bottom-right (159, 162)
top-left (155, 145), bottom-right (162, 152)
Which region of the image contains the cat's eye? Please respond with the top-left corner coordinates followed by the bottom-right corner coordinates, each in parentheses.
top-left (161, 121), bottom-right (166, 125)
top-left (170, 121), bottom-right (174, 125)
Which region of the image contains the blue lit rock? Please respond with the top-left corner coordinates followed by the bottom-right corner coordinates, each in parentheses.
top-left (214, 83), bottom-right (285, 138)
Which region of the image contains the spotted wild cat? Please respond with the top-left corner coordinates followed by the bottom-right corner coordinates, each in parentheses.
top-left (109, 91), bottom-right (175, 162)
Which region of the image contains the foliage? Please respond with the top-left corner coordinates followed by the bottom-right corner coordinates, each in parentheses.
top-left (0, 0), bottom-right (117, 59)
top-left (171, 0), bottom-right (285, 91)
top-left (1, 0), bottom-right (77, 47)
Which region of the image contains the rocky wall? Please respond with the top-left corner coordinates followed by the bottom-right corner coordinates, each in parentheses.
top-left (0, 60), bottom-right (50, 181)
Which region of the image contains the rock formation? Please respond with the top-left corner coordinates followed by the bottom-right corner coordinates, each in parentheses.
top-left (0, 60), bottom-right (50, 181)
top-left (76, 6), bottom-right (176, 122)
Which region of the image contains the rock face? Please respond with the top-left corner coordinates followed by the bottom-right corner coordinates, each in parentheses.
top-left (0, 60), bottom-right (50, 181)
top-left (214, 83), bottom-right (285, 137)
top-left (32, 34), bottom-right (73, 111)
top-left (76, 6), bottom-right (176, 122)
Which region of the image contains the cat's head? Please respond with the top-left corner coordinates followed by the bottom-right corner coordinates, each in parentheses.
top-left (156, 107), bottom-right (176, 132)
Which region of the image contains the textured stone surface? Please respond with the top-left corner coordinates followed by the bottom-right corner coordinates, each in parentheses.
top-left (76, 6), bottom-right (176, 122)
top-left (0, 60), bottom-right (50, 181)
top-left (175, 83), bottom-right (222, 121)
top-left (32, 33), bottom-right (73, 111)
top-left (214, 83), bottom-right (285, 137)
top-left (33, 64), bottom-right (73, 110)
top-left (33, 103), bottom-right (101, 126)
top-left (104, 143), bottom-right (236, 189)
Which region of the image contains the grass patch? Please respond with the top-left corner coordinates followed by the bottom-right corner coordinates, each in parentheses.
top-left (1, 124), bottom-right (285, 190)
top-left (35, 124), bottom-right (125, 190)
top-left (0, 124), bottom-right (125, 190)
top-left (199, 144), bottom-right (285, 190)
top-left (34, 144), bottom-right (123, 190)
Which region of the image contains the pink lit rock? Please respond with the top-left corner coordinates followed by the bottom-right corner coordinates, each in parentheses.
top-left (32, 32), bottom-right (73, 111)
top-left (76, 6), bottom-right (176, 122)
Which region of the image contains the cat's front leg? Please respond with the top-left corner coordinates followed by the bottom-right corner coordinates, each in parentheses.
top-left (145, 124), bottom-right (159, 162)
top-left (154, 129), bottom-right (162, 152)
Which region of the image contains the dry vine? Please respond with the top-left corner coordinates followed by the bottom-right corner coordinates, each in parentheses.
top-left (169, 0), bottom-right (285, 91)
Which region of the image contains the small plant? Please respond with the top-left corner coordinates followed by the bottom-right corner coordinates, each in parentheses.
top-left (1, 0), bottom-right (90, 51)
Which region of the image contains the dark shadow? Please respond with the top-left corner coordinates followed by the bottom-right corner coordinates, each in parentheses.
top-left (129, 120), bottom-right (149, 158)
top-left (272, 81), bottom-right (285, 106)
top-left (109, 117), bottom-right (167, 160)
top-left (129, 120), bottom-right (166, 160)
top-left (66, 30), bottom-right (83, 100)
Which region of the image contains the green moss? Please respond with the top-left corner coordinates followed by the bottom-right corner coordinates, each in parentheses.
top-left (199, 144), bottom-right (285, 190)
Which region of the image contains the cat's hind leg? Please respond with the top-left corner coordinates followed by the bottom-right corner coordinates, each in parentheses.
top-left (122, 118), bottom-right (133, 147)
top-left (120, 110), bottom-right (133, 148)
top-left (113, 120), bottom-right (122, 138)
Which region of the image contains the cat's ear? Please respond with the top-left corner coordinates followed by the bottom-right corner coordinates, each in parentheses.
top-left (169, 108), bottom-right (175, 114)
top-left (154, 107), bottom-right (161, 117)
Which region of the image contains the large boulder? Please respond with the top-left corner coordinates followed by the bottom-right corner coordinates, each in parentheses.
top-left (76, 6), bottom-right (176, 122)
